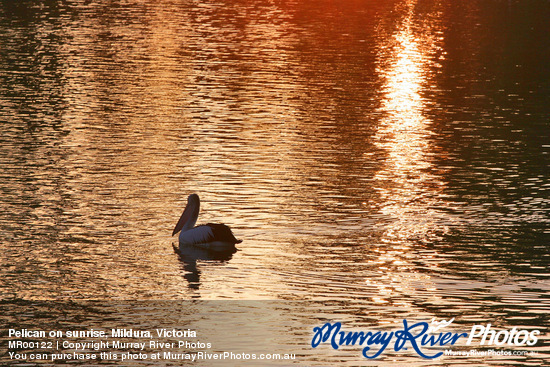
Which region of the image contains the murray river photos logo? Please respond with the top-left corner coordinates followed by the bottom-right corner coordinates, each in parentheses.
top-left (311, 318), bottom-right (541, 359)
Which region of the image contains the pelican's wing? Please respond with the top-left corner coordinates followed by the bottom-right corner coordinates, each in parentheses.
top-left (207, 223), bottom-right (242, 244)
top-left (179, 225), bottom-right (215, 245)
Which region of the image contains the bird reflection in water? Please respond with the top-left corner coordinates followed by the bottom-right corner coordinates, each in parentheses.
top-left (172, 243), bottom-right (235, 289)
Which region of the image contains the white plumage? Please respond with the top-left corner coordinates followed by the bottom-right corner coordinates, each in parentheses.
top-left (178, 225), bottom-right (214, 246)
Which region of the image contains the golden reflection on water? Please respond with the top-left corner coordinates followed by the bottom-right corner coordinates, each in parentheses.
top-left (374, 0), bottom-right (446, 242)
top-left (371, 0), bottom-right (445, 305)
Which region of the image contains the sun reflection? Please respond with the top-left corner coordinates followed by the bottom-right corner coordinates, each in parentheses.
top-left (371, 0), bottom-right (447, 307)
top-left (374, 0), bottom-right (445, 241)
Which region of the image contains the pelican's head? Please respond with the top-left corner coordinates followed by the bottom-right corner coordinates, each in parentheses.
top-left (172, 193), bottom-right (201, 236)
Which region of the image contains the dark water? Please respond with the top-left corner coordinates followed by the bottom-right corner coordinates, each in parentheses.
top-left (1, 0), bottom-right (548, 365)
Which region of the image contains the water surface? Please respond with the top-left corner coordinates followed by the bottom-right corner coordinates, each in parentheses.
top-left (1, 0), bottom-right (548, 365)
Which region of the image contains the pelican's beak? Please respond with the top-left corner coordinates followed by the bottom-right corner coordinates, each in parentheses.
top-left (172, 206), bottom-right (191, 236)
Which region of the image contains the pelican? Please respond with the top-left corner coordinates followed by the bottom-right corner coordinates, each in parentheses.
top-left (172, 194), bottom-right (241, 253)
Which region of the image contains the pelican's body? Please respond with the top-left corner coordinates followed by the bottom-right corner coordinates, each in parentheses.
top-left (172, 194), bottom-right (241, 253)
